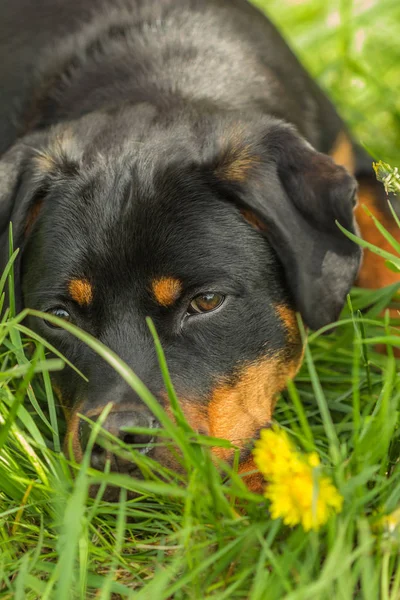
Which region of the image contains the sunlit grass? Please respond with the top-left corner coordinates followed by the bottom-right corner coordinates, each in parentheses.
top-left (2, 257), bottom-right (400, 598)
top-left (264, 0), bottom-right (400, 165)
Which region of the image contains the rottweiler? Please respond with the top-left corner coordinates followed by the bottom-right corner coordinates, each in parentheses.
top-left (0, 0), bottom-right (398, 491)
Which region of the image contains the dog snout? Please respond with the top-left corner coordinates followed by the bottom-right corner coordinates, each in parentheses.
top-left (79, 407), bottom-right (159, 472)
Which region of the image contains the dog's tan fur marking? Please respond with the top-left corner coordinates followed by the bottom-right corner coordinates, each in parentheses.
top-left (64, 402), bottom-right (84, 462)
top-left (32, 152), bottom-right (58, 174)
top-left (355, 181), bottom-right (400, 290)
top-left (276, 304), bottom-right (302, 345)
top-left (152, 277), bottom-right (182, 307)
top-left (216, 128), bottom-right (260, 183)
top-left (238, 455), bottom-right (264, 493)
top-left (24, 200), bottom-right (44, 236)
top-left (32, 129), bottom-right (80, 176)
top-left (68, 278), bottom-right (93, 306)
top-left (207, 355), bottom-right (302, 461)
top-left (329, 131), bottom-right (356, 174)
top-left (240, 209), bottom-right (267, 232)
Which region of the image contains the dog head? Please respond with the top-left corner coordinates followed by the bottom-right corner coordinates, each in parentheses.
top-left (0, 108), bottom-right (360, 480)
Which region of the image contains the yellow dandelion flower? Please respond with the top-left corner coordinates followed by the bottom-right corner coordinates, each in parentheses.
top-left (253, 427), bottom-right (297, 478)
top-left (253, 426), bottom-right (343, 531)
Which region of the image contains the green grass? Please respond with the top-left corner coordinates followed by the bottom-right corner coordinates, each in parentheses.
top-left (261, 0), bottom-right (400, 165)
top-left (1, 1), bottom-right (400, 598)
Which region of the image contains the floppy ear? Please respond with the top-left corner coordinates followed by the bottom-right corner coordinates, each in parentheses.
top-left (213, 121), bottom-right (361, 330)
top-left (0, 130), bottom-right (80, 311)
top-left (0, 136), bottom-right (45, 310)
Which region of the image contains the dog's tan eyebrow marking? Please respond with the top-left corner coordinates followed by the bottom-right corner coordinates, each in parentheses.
top-left (151, 277), bottom-right (182, 307)
top-left (68, 278), bottom-right (93, 306)
top-left (32, 129), bottom-right (81, 177)
top-left (33, 151), bottom-right (58, 174)
top-left (219, 145), bottom-right (259, 182)
top-left (216, 127), bottom-right (260, 183)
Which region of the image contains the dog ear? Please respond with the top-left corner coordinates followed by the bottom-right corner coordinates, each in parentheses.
top-left (0, 135), bottom-right (45, 310)
top-left (0, 130), bottom-right (80, 311)
top-left (213, 121), bottom-right (361, 330)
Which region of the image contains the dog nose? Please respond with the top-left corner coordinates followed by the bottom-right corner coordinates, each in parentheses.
top-left (79, 408), bottom-right (159, 471)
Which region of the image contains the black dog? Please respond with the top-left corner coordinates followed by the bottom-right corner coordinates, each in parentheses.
top-left (0, 0), bottom-right (392, 488)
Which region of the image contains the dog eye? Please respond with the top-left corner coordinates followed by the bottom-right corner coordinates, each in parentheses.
top-left (45, 307), bottom-right (72, 328)
top-left (188, 293), bottom-right (225, 314)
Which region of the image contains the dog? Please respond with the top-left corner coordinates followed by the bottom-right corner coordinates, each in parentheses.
top-left (0, 0), bottom-right (398, 493)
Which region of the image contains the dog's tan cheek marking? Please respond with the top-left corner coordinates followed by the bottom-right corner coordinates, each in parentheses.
top-left (275, 304), bottom-right (304, 349)
top-left (163, 399), bottom-right (210, 435)
top-left (159, 391), bottom-right (207, 434)
top-left (329, 131), bottom-right (356, 175)
top-left (151, 277), bottom-right (182, 307)
top-left (51, 382), bottom-right (71, 422)
top-left (156, 355), bottom-right (304, 479)
top-left (207, 356), bottom-right (301, 461)
top-left (68, 279), bottom-right (93, 307)
top-left (237, 456), bottom-right (265, 494)
top-left (159, 359), bottom-right (303, 465)
top-left (64, 402), bottom-right (83, 462)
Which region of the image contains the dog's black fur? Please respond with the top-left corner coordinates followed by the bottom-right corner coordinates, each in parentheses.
top-left (0, 0), bottom-right (367, 480)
